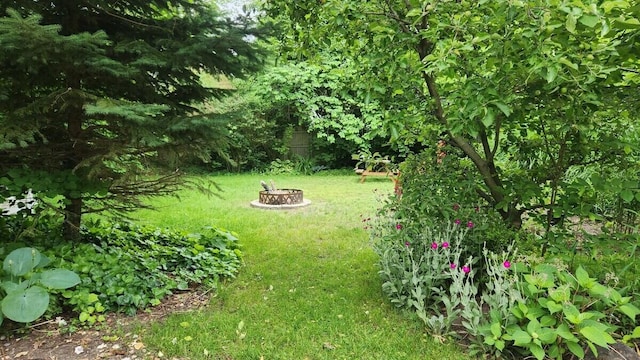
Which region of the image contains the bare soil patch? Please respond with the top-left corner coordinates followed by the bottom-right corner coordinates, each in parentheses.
top-left (1, 289), bottom-right (211, 360)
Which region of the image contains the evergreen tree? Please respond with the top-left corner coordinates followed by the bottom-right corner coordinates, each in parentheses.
top-left (0, 1), bottom-right (264, 240)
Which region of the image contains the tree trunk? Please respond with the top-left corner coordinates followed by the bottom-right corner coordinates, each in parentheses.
top-left (63, 197), bottom-right (83, 241)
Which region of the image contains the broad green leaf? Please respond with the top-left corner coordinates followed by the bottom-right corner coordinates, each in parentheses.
top-left (566, 13), bottom-right (577, 33)
top-left (491, 322), bottom-right (501, 337)
top-left (545, 67), bottom-right (558, 83)
top-left (588, 283), bottom-right (608, 297)
top-left (575, 266), bottom-right (592, 288)
top-left (614, 18), bottom-right (640, 29)
top-left (540, 315), bottom-right (557, 327)
top-left (601, 1), bottom-right (630, 14)
top-left (530, 343), bottom-right (545, 360)
top-left (579, 326), bottom-right (615, 347)
top-left (557, 323), bottom-right (578, 341)
top-left (545, 299), bottom-right (563, 314)
top-left (3, 248), bottom-right (40, 277)
top-left (558, 57), bottom-right (579, 71)
top-left (564, 303), bottom-right (582, 324)
top-left (538, 327), bottom-right (558, 343)
top-left (618, 303), bottom-right (640, 320)
top-left (482, 108), bottom-right (495, 127)
top-left (579, 15), bottom-right (599, 27)
top-left (406, 8), bottom-right (422, 17)
top-left (40, 269), bottom-right (81, 290)
top-left (494, 102), bottom-right (512, 117)
top-left (620, 189), bottom-right (634, 202)
top-left (1, 286), bottom-right (49, 323)
top-left (567, 340), bottom-right (585, 358)
top-left (1, 280), bottom-right (25, 294)
top-left (512, 329), bottom-right (532, 346)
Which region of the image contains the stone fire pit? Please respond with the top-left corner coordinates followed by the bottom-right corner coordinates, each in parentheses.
top-left (250, 185), bottom-right (311, 209)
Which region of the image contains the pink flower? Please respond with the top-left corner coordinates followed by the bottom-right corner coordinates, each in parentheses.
top-left (453, 204), bottom-right (460, 211)
top-left (450, 263), bottom-right (457, 269)
top-left (503, 260), bottom-right (511, 269)
top-left (396, 223), bottom-right (402, 230)
top-left (405, 241), bottom-right (411, 247)
top-left (467, 221), bottom-right (474, 228)
top-left (454, 219), bottom-right (461, 225)
top-left (441, 242), bottom-right (449, 248)
top-left (431, 242), bottom-right (438, 250)
top-left (462, 266), bottom-right (471, 274)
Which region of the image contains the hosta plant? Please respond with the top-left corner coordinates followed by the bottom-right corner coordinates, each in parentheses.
top-left (1, 247), bottom-right (80, 325)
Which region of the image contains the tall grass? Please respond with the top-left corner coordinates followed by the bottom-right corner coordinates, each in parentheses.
top-left (132, 174), bottom-right (468, 359)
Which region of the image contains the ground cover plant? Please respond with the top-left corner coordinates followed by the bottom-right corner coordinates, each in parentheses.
top-left (0, 210), bottom-right (242, 330)
top-left (130, 174), bottom-right (468, 359)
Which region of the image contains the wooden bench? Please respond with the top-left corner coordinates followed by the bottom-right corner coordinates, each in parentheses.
top-left (355, 169), bottom-right (398, 183)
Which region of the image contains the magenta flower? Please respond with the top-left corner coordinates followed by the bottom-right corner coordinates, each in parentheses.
top-left (450, 263), bottom-right (457, 270)
top-left (467, 221), bottom-right (474, 228)
top-left (454, 219), bottom-right (461, 225)
top-left (431, 242), bottom-right (438, 250)
top-left (462, 266), bottom-right (471, 274)
top-left (405, 241), bottom-right (411, 247)
top-left (503, 260), bottom-right (511, 269)
top-left (441, 242), bottom-right (449, 248)
top-left (396, 223), bottom-right (402, 230)
top-left (453, 203), bottom-right (460, 211)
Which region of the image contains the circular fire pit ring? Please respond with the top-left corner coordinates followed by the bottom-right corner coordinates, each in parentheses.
top-left (250, 189), bottom-right (311, 209)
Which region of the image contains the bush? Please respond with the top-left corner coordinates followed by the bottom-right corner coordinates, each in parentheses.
top-left (370, 218), bottom-right (640, 360)
top-left (1, 216), bottom-right (243, 327)
top-left (50, 221), bottom-right (243, 320)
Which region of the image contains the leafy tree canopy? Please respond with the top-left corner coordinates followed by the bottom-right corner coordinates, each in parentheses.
top-left (0, 1), bottom-right (265, 239)
top-left (264, 0), bottom-right (640, 227)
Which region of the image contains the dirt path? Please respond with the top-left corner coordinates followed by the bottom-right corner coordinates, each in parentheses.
top-left (1, 290), bottom-right (209, 360)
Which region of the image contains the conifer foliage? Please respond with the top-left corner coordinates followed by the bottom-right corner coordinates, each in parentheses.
top-left (0, 1), bottom-right (264, 240)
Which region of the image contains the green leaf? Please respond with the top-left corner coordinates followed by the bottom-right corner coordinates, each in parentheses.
top-left (580, 326), bottom-right (615, 348)
top-left (491, 322), bottom-right (501, 337)
top-left (575, 266), bottom-right (592, 288)
top-left (619, 303), bottom-right (640, 320)
top-left (494, 102), bottom-right (512, 117)
top-left (557, 323), bottom-right (578, 341)
top-left (3, 248), bottom-right (40, 277)
top-left (1, 286), bottom-right (49, 323)
top-left (545, 67), bottom-right (558, 83)
top-left (579, 15), bottom-right (599, 28)
top-left (538, 327), bottom-right (557, 343)
top-left (40, 269), bottom-right (81, 290)
top-left (530, 343), bottom-right (545, 360)
top-left (545, 299), bottom-right (563, 314)
top-left (567, 340), bottom-right (585, 359)
top-left (512, 329), bottom-right (532, 346)
top-left (482, 108), bottom-right (495, 127)
top-left (406, 8), bottom-right (422, 17)
top-left (563, 303), bottom-right (582, 324)
top-left (566, 14), bottom-right (577, 33)
top-left (620, 189), bottom-right (634, 202)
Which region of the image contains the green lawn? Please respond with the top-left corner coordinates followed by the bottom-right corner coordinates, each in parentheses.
top-left (132, 174), bottom-right (468, 359)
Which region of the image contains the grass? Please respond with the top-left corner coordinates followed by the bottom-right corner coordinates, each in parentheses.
top-left (131, 174), bottom-right (469, 359)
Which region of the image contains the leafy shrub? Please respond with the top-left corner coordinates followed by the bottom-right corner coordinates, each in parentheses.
top-left (390, 150), bottom-right (515, 255)
top-left (371, 218), bottom-right (640, 360)
top-left (265, 159), bottom-right (297, 175)
top-left (41, 221), bottom-right (243, 322)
